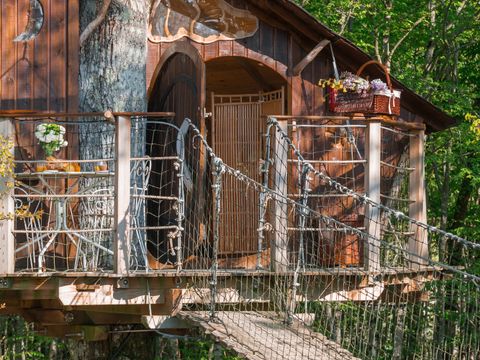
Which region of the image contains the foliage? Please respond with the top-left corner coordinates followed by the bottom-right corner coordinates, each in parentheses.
top-left (426, 114), bottom-right (480, 242)
top-left (0, 316), bottom-right (65, 360)
top-left (0, 135), bottom-right (14, 193)
top-left (297, 0), bottom-right (480, 117)
top-left (178, 339), bottom-right (241, 360)
top-left (0, 135), bottom-right (44, 221)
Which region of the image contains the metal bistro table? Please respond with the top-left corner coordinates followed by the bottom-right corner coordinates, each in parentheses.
top-left (14, 171), bottom-right (115, 272)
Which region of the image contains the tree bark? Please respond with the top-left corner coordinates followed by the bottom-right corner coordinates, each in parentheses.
top-left (79, 0), bottom-right (147, 112)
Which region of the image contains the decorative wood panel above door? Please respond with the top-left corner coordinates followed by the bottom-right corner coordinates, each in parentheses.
top-left (148, 0), bottom-right (258, 44)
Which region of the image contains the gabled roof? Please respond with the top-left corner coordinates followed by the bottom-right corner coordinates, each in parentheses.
top-left (248, 0), bottom-right (456, 132)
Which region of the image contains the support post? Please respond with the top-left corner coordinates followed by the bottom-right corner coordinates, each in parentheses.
top-left (364, 121), bottom-right (381, 273)
top-left (409, 129), bottom-right (428, 268)
top-left (0, 119), bottom-right (15, 274)
top-left (210, 159), bottom-right (223, 319)
top-left (114, 116), bottom-right (131, 275)
top-left (272, 119), bottom-right (289, 272)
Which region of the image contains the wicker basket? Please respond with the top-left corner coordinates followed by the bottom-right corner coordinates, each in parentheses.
top-left (329, 60), bottom-right (401, 116)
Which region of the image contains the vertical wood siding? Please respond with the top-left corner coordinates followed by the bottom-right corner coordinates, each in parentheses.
top-left (0, 0), bottom-right (78, 112)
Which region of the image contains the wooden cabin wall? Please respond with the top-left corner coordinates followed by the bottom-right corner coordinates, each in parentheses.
top-left (0, 0), bottom-right (79, 112)
top-left (145, 1), bottom-right (420, 267)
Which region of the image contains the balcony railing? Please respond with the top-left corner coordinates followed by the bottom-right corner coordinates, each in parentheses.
top-left (0, 112), bottom-right (426, 275)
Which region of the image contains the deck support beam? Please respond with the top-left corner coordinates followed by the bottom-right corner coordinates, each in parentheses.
top-left (0, 119), bottom-right (15, 274)
top-left (409, 129), bottom-right (428, 268)
top-left (114, 115), bottom-right (132, 275)
top-left (364, 121), bottom-right (382, 272)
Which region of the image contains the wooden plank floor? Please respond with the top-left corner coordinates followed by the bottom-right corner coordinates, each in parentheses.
top-left (178, 311), bottom-right (359, 360)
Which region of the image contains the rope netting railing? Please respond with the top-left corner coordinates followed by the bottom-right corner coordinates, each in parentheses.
top-left (179, 117), bottom-right (479, 360)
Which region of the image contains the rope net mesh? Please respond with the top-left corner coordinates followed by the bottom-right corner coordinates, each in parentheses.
top-left (8, 115), bottom-right (480, 359)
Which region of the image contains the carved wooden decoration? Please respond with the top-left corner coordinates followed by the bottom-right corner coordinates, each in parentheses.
top-left (148, 0), bottom-right (258, 44)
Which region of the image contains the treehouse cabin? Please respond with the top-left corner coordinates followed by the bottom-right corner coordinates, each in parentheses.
top-left (0, 0), bottom-right (456, 341)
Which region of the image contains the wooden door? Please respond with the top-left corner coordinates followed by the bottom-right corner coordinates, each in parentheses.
top-left (212, 88), bottom-right (284, 255)
top-left (147, 46), bottom-right (206, 267)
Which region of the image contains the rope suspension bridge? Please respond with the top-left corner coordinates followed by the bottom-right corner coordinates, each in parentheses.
top-left (177, 117), bottom-right (480, 360)
top-left (5, 113), bottom-right (479, 359)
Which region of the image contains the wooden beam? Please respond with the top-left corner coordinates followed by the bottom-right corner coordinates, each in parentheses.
top-left (272, 120), bottom-right (289, 272)
top-left (114, 116), bottom-right (131, 275)
top-left (409, 129), bottom-right (428, 268)
top-left (364, 121), bottom-right (382, 272)
top-left (58, 283), bottom-right (165, 306)
top-left (315, 283), bottom-right (385, 302)
top-left (44, 325), bottom-right (108, 341)
top-left (0, 119), bottom-right (15, 274)
top-left (292, 39), bottom-right (330, 76)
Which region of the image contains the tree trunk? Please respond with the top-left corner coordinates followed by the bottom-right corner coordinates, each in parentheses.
top-left (79, 0), bottom-right (147, 113)
top-left (76, 0), bottom-right (148, 358)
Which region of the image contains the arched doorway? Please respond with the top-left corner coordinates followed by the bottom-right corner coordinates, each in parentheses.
top-left (147, 42), bottom-right (206, 268)
top-left (205, 57), bottom-right (287, 266)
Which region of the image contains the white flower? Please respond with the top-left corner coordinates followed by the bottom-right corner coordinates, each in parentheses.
top-left (59, 126), bottom-right (66, 134)
top-left (62, 140), bottom-right (68, 147)
top-left (44, 133), bottom-right (56, 143)
top-left (35, 131), bottom-right (45, 141)
top-left (36, 124), bottom-right (46, 132)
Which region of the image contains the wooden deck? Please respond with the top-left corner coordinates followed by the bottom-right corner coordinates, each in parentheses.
top-left (0, 265), bottom-right (448, 340)
top-left (178, 311), bottom-right (360, 360)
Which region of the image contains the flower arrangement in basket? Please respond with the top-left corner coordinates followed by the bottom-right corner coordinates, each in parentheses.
top-left (34, 123), bottom-right (78, 172)
top-left (35, 123), bottom-right (68, 157)
top-left (320, 60), bottom-right (401, 116)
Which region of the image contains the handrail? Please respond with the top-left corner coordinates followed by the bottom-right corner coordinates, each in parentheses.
top-left (263, 114), bottom-right (425, 131)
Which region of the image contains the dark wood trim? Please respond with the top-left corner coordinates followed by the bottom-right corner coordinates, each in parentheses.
top-left (0, 112), bottom-right (176, 118)
top-left (66, 0), bottom-right (79, 112)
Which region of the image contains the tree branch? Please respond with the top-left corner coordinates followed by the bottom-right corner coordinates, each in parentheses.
top-left (80, 0), bottom-right (113, 47)
top-left (389, 15), bottom-right (426, 62)
top-left (374, 28), bottom-right (382, 63)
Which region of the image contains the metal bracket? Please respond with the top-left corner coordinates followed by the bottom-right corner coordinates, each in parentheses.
top-left (116, 278), bottom-right (129, 289)
top-left (0, 278), bottom-right (12, 289)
